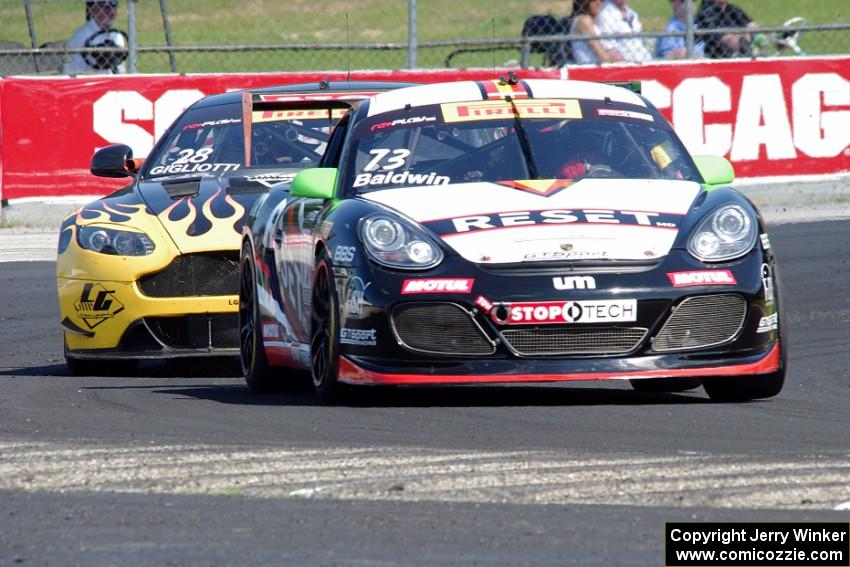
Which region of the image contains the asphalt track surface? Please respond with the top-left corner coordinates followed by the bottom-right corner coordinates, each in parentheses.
top-left (1, 220), bottom-right (849, 566)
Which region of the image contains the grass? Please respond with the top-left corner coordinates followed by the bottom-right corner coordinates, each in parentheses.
top-left (0, 0), bottom-right (846, 73)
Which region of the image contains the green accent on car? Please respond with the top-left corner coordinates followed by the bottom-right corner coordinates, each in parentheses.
top-left (693, 155), bottom-right (735, 190)
top-left (291, 168), bottom-right (338, 199)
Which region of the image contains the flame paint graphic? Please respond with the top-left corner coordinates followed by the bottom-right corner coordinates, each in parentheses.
top-left (159, 186), bottom-right (246, 240)
top-left (76, 202), bottom-right (150, 224)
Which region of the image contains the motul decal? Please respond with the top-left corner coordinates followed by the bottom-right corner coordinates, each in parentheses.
top-left (401, 278), bottom-right (474, 294)
top-left (492, 299), bottom-right (637, 325)
top-left (667, 270), bottom-right (736, 287)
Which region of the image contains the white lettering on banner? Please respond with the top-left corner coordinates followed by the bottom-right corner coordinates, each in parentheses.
top-left (661, 73), bottom-right (849, 163)
top-left (731, 75), bottom-right (796, 161)
top-left (93, 91), bottom-right (154, 157)
top-left (93, 89), bottom-right (205, 158)
top-left (673, 77), bottom-right (732, 156)
top-left (793, 73), bottom-right (850, 158)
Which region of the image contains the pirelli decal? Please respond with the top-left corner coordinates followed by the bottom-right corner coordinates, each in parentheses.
top-left (478, 79), bottom-right (531, 100)
top-left (252, 108), bottom-right (347, 123)
top-left (441, 99), bottom-right (582, 123)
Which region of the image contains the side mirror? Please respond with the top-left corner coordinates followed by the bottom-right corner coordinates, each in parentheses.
top-left (693, 155), bottom-right (735, 188)
top-left (291, 167), bottom-right (338, 199)
top-left (91, 144), bottom-right (136, 178)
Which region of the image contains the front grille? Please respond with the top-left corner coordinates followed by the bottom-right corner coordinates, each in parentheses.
top-left (501, 327), bottom-right (648, 356)
top-left (146, 313), bottom-right (239, 349)
top-left (392, 303), bottom-right (495, 355)
top-left (139, 252), bottom-right (239, 297)
top-left (652, 294), bottom-right (746, 352)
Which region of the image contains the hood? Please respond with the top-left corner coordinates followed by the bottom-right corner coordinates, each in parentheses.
top-left (138, 171), bottom-right (296, 253)
top-left (361, 179), bottom-right (701, 264)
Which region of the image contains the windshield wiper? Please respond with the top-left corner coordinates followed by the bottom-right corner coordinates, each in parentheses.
top-left (506, 95), bottom-right (539, 180)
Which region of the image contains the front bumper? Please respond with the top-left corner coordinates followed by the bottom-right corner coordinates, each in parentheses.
top-left (59, 277), bottom-right (239, 358)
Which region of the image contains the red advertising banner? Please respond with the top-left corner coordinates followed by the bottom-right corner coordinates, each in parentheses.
top-left (0, 59), bottom-right (847, 201)
top-left (568, 56), bottom-right (850, 179)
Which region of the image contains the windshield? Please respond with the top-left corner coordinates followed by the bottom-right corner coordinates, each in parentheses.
top-left (344, 99), bottom-right (700, 194)
top-left (145, 103), bottom-right (346, 179)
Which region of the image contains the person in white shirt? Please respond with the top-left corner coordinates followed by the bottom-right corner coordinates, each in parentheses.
top-left (63, 0), bottom-right (127, 75)
top-left (595, 0), bottom-right (652, 63)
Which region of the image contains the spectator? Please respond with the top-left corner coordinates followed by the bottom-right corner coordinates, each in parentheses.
top-left (63, 0), bottom-right (127, 74)
top-left (657, 0), bottom-right (705, 59)
top-left (695, 0), bottom-right (759, 58)
top-left (595, 0), bottom-right (652, 63)
top-left (569, 0), bottom-right (623, 64)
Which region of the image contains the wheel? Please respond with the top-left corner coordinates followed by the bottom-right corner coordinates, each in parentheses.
top-left (629, 378), bottom-right (702, 393)
top-left (239, 241), bottom-right (275, 392)
top-left (702, 369), bottom-right (785, 402)
top-left (310, 250), bottom-right (344, 403)
top-left (64, 338), bottom-right (137, 376)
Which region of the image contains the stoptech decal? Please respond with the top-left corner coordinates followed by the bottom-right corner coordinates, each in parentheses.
top-left (667, 270), bottom-right (737, 287)
top-left (492, 300), bottom-right (637, 325)
top-left (425, 209), bottom-right (681, 236)
top-left (401, 278), bottom-right (474, 294)
top-left (441, 99), bottom-right (582, 123)
top-left (74, 283), bottom-right (124, 329)
top-left (252, 108), bottom-right (346, 123)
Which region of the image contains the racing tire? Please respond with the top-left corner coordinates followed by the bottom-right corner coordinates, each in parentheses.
top-left (64, 338), bottom-right (137, 376)
top-left (702, 369), bottom-right (785, 402)
top-left (629, 378), bottom-right (702, 393)
top-left (239, 242), bottom-right (275, 392)
top-left (310, 250), bottom-right (345, 403)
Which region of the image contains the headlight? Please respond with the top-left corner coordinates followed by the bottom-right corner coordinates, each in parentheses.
top-left (77, 225), bottom-right (155, 256)
top-left (360, 215), bottom-right (443, 269)
top-left (687, 204), bottom-right (757, 262)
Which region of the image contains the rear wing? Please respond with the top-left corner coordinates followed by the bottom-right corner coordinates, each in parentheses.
top-left (240, 89), bottom-right (380, 167)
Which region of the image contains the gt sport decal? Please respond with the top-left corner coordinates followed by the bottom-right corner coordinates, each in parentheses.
top-left (477, 79), bottom-right (531, 100)
top-left (492, 300), bottom-right (637, 325)
top-left (74, 283), bottom-right (124, 329)
top-left (424, 209), bottom-right (682, 237)
top-left (667, 270), bottom-right (737, 287)
top-left (441, 99), bottom-right (582, 123)
top-left (340, 328), bottom-right (377, 346)
top-left (252, 108), bottom-right (347, 123)
top-left (401, 278), bottom-right (474, 294)
top-left (757, 313), bottom-right (778, 333)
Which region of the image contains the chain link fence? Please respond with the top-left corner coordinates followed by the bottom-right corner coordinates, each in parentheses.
top-left (1, 0), bottom-right (848, 76)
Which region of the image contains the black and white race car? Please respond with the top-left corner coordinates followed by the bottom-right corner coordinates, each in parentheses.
top-left (239, 78), bottom-right (785, 402)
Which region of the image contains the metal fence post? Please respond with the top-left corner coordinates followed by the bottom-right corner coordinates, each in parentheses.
top-left (128, 0), bottom-right (138, 73)
top-left (23, 0), bottom-right (40, 73)
top-left (685, 0), bottom-right (695, 58)
top-left (407, 0), bottom-right (417, 69)
top-left (159, 0), bottom-right (177, 72)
